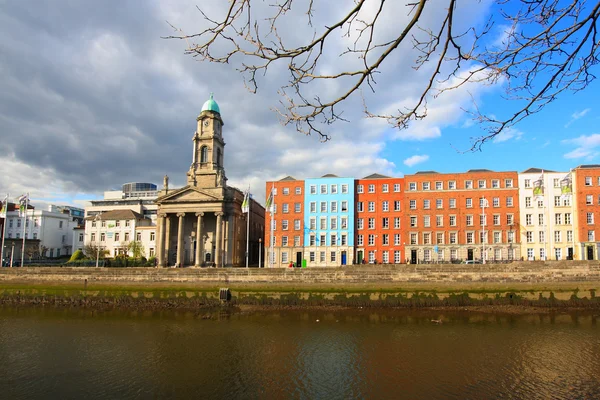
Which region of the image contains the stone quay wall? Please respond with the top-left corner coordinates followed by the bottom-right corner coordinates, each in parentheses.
top-left (0, 261), bottom-right (599, 285)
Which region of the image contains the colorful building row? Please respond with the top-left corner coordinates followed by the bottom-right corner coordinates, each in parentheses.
top-left (264, 165), bottom-right (600, 267)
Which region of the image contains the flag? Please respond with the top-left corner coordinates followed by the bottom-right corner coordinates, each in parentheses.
top-left (241, 190), bottom-right (250, 213)
top-left (18, 194), bottom-right (28, 217)
top-left (0, 194), bottom-right (7, 218)
top-left (560, 172), bottom-right (572, 199)
top-left (532, 172), bottom-right (544, 200)
top-left (265, 188), bottom-right (274, 212)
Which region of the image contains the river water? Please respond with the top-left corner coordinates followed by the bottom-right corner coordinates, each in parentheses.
top-left (0, 307), bottom-right (598, 399)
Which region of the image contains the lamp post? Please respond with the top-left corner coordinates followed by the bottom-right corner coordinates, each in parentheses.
top-left (508, 223), bottom-right (513, 261)
top-left (10, 242), bottom-right (14, 268)
top-left (258, 237), bottom-right (262, 268)
top-left (94, 214), bottom-right (101, 268)
top-left (481, 197), bottom-right (488, 264)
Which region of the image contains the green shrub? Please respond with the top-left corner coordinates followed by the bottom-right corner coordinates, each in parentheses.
top-left (68, 250), bottom-right (85, 262)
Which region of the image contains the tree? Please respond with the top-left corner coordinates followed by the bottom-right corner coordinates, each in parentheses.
top-left (128, 241), bottom-right (146, 260)
top-left (166, 0), bottom-right (600, 149)
top-left (83, 243), bottom-right (107, 259)
top-left (69, 249), bottom-right (85, 262)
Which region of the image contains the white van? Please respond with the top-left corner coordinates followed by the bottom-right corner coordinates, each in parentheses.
top-left (462, 260), bottom-right (483, 264)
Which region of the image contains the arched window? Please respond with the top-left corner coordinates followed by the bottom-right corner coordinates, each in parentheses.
top-left (200, 146), bottom-right (208, 163)
top-left (217, 148), bottom-right (222, 167)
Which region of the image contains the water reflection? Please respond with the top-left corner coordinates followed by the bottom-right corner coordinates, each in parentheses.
top-left (0, 307), bottom-right (598, 399)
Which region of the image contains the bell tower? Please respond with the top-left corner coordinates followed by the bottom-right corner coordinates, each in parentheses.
top-left (188, 93), bottom-right (227, 188)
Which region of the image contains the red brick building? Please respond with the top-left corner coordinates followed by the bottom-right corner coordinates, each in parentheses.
top-left (354, 174), bottom-right (405, 264)
top-left (403, 170), bottom-right (520, 263)
top-left (264, 176), bottom-right (305, 267)
top-left (573, 165), bottom-right (600, 260)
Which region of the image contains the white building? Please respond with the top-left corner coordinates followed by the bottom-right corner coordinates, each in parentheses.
top-left (84, 183), bottom-right (158, 258)
top-left (519, 168), bottom-right (576, 261)
top-left (3, 204), bottom-right (81, 258)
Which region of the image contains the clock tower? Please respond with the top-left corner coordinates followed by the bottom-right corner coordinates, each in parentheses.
top-left (187, 93), bottom-right (226, 188)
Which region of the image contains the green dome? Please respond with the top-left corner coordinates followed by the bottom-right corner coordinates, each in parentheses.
top-left (201, 93), bottom-right (220, 114)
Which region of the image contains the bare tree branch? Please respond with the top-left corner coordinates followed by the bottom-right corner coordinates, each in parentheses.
top-left (165, 0), bottom-right (600, 149)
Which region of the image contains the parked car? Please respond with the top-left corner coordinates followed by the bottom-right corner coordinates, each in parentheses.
top-left (462, 260), bottom-right (483, 264)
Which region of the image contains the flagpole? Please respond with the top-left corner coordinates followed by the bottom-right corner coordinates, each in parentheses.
top-left (270, 182), bottom-right (274, 268)
top-left (245, 185), bottom-right (250, 268)
top-left (0, 193), bottom-right (7, 267)
top-left (21, 193), bottom-right (28, 268)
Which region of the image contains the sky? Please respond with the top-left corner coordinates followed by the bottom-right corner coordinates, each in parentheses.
top-left (1, 0), bottom-right (598, 208)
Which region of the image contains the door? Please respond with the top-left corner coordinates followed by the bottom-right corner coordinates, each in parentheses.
top-left (567, 247), bottom-right (573, 260)
top-left (410, 250), bottom-right (417, 264)
top-left (357, 251), bottom-right (363, 264)
top-left (296, 252), bottom-right (302, 267)
top-left (587, 246), bottom-right (594, 260)
top-left (467, 249), bottom-right (474, 261)
top-left (341, 251), bottom-right (347, 266)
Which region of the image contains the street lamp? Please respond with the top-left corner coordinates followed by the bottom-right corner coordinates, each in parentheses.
top-left (94, 214), bottom-right (102, 268)
top-left (508, 223), bottom-right (513, 261)
top-left (481, 197), bottom-right (488, 264)
top-left (258, 237), bottom-right (262, 268)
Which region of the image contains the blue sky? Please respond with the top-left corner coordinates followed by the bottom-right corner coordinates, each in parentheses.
top-left (0, 1), bottom-right (598, 207)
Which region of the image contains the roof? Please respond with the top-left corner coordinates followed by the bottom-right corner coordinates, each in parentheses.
top-left (521, 168), bottom-right (556, 173)
top-left (279, 176), bottom-right (297, 181)
top-left (85, 209), bottom-right (144, 221)
top-left (466, 169), bottom-right (494, 173)
top-left (576, 164), bottom-right (600, 169)
top-left (201, 93), bottom-right (220, 114)
top-left (321, 174), bottom-right (339, 178)
top-left (414, 171), bottom-right (439, 175)
top-left (362, 173), bottom-right (391, 179)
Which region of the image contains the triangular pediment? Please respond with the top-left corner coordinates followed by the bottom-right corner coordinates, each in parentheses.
top-left (157, 185), bottom-right (223, 203)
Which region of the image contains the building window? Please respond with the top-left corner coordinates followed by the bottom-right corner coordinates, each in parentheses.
top-left (465, 180), bottom-right (473, 189)
top-left (382, 184), bottom-right (389, 193)
top-left (507, 214), bottom-right (514, 225)
top-left (310, 185), bottom-right (317, 194)
top-left (309, 218), bottom-right (316, 230)
top-left (524, 179), bottom-right (531, 188)
top-left (382, 234), bottom-right (389, 245)
top-left (466, 232), bottom-right (474, 244)
top-left (410, 200), bottom-right (416, 210)
top-left (435, 181), bottom-right (443, 190)
top-left (423, 215), bottom-right (430, 228)
top-left (423, 233), bottom-right (431, 245)
top-left (283, 187), bottom-right (290, 195)
top-left (295, 220), bottom-right (301, 230)
top-left (200, 146), bottom-right (208, 163)
top-left (525, 197), bottom-right (532, 208)
top-left (382, 251), bottom-right (389, 264)
top-left (357, 202), bottom-right (363, 212)
top-left (394, 251), bottom-right (401, 263)
top-left (587, 195), bottom-right (593, 205)
top-left (101, 233), bottom-right (106, 242)
top-left (554, 231), bottom-right (562, 242)
top-left (282, 220), bottom-right (289, 230)
top-left (492, 180), bottom-right (499, 188)
top-left (394, 184), bottom-right (400, 192)
top-left (585, 176), bottom-right (592, 186)
top-left (423, 200), bottom-right (430, 209)
top-left (282, 236), bottom-right (289, 246)
top-left (368, 218), bottom-right (375, 229)
top-left (341, 184), bottom-right (348, 194)
top-left (555, 213), bottom-right (562, 224)
top-left (554, 196), bottom-right (561, 207)
top-left (368, 184), bottom-right (375, 193)
top-left (341, 201), bottom-right (348, 212)
top-left (506, 197), bottom-right (513, 207)
top-left (394, 234), bottom-right (401, 245)
top-left (505, 179), bottom-right (513, 188)
top-left (320, 202), bottom-right (327, 212)
top-left (124, 232), bottom-right (129, 241)
top-left (478, 180), bottom-right (486, 188)
top-left (125, 220), bottom-right (130, 227)
top-left (91, 233), bottom-right (96, 242)
top-left (567, 230), bottom-right (573, 242)
top-left (423, 182), bottom-right (430, 190)
top-left (493, 215), bottom-right (500, 225)
top-left (136, 232), bottom-right (142, 241)
top-left (410, 233), bottom-right (418, 245)
top-left (357, 218), bottom-right (364, 229)
top-left (330, 184), bottom-right (338, 194)
top-left (310, 202), bottom-right (316, 213)
top-left (394, 217), bottom-right (400, 229)
top-left (294, 236), bottom-right (301, 246)
top-left (150, 232), bottom-right (155, 241)
top-left (368, 202), bottom-right (375, 212)
top-left (587, 212), bottom-right (594, 224)
top-left (331, 217), bottom-right (338, 230)
top-left (466, 198), bottom-right (472, 208)
top-left (539, 214), bottom-right (544, 226)
top-left (493, 197), bottom-right (500, 207)
top-left (341, 234), bottom-right (347, 245)
top-left (357, 235), bottom-right (363, 246)
top-left (437, 232), bottom-right (444, 244)
top-left (320, 218), bottom-right (327, 230)
top-left (309, 235), bottom-right (316, 246)
top-left (295, 203), bottom-right (301, 213)
top-left (382, 217), bottom-right (389, 229)
top-left (466, 215), bottom-right (473, 226)
top-left (331, 251), bottom-right (337, 262)
top-left (341, 217), bottom-right (348, 230)
top-left (436, 199), bottom-right (443, 209)
top-left (394, 201), bottom-right (401, 211)
top-left (449, 199), bottom-right (456, 209)
top-left (436, 216), bottom-right (443, 227)
top-left (449, 232), bottom-right (457, 244)
top-left (295, 187), bottom-right (302, 195)
top-left (449, 215), bottom-right (456, 226)
top-left (526, 214), bottom-right (532, 225)
top-left (565, 213), bottom-right (571, 224)
top-left (79, 233), bottom-right (84, 242)
top-left (368, 234), bottom-right (375, 246)
top-left (448, 181), bottom-right (456, 190)
top-left (282, 204), bottom-right (289, 213)
top-left (526, 232), bottom-right (533, 243)
top-left (320, 185), bottom-right (327, 194)
top-left (33, 233), bottom-right (37, 240)
top-left (357, 184), bottom-right (364, 194)
top-left (382, 201), bottom-right (389, 212)
top-left (310, 252), bottom-right (315, 262)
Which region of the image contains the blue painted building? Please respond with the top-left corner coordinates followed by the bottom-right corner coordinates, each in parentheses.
top-left (304, 175), bottom-right (355, 266)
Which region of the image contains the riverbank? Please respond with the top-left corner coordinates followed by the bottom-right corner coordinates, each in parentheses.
top-left (1, 279), bottom-right (599, 312)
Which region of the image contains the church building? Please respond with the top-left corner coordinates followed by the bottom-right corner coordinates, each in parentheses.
top-left (155, 94), bottom-right (265, 267)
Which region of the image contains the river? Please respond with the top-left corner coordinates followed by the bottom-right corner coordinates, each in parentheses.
top-left (0, 307), bottom-right (598, 399)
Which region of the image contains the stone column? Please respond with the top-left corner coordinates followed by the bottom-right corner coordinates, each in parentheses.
top-left (215, 212), bottom-right (224, 267)
top-left (176, 213), bottom-right (185, 267)
top-left (165, 216), bottom-right (172, 265)
top-left (195, 212), bottom-right (204, 267)
top-left (223, 216), bottom-right (229, 267)
top-left (157, 214), bottom-right (166, 267)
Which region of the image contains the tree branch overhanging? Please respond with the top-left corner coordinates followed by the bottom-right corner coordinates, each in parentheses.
top-left (165, 0), bottom-right (600, 149)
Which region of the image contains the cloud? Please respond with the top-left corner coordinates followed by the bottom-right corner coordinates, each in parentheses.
top-left (493, 127), bottom-right (524, 143)
top-left (565, 108), bottom-right (591, 128)
top-left (562, 133), bottom-right (600, 160)
top-left (0, 1), bottom-right (495, 207)
top-left (403, 155), bottom-right (429, 167)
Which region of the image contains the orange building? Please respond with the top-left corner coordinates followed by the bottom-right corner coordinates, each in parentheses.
top-left (264, 176), bottom-right (305, 267)
top-left (354, 174), bottom-right (405, 264)
top-left (403, 170), bottom-right (520, 263)
top-left (573, 165), bottom-right (600, 260)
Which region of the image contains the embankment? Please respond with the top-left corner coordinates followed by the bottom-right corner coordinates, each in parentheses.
top-left (1, 261), bottom-right (599, 310)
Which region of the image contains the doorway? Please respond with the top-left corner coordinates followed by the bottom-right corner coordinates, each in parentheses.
top-left (296, 252), bottom-right (302, 268)
top-left (410, 249), bottom-right (417, 264)
top-left (587, 245), bottom-right (594, 260)
top-left (341, 251), bottom-right (347, 266)
top-left (567, 247), bottom-right (573, 260)
top-left (357, 251), bottom-right (363, 264)
top-left (467, 249), bottom-right (474, 261)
